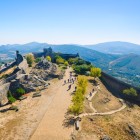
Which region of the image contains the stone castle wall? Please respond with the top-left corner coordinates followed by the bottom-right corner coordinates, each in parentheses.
top-left (0, 61), bottom-right (16, 74)
top-left (101, 72), bottom-right (140, 101)
top-left (0, 51), bottom-right (28, 106)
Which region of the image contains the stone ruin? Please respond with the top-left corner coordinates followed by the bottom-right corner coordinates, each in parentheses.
top-left (0, 51), bottom-right (60, 106)
top-left (17, 59), bottom-right (59, 92)
top-left (0, 48), bottom-right (77, 106)
top-left (0, 51), bottom-right (29, 106)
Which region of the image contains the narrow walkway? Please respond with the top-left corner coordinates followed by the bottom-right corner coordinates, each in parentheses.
top-left (30, 68), bottom-right (75, 140)
top-left (80, 94), bottom-right (126, 118)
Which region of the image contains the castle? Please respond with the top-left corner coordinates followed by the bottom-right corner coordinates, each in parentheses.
top-left (33, 47), bottom-right (79, 60)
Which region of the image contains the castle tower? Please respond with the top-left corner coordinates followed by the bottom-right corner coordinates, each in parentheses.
top-left (43, 47), bottom-right (53, 57)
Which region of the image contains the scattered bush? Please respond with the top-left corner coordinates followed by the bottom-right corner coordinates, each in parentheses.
top-left (7, 91), bottom-right (16, 103)
top-left (56, 56), bottom-right (65, 64)
top-left (69, 76), bottom-right (87, 115)
top-left (64, 61), bottom-right (69, 66)
top-left (68, 58), bottom-right (90, 65)
top-left (26, 54), bottom-right (35, 67)
top-left (90, 67), bottom-right (101, 80)
top-left (46, 56), bottom-right (51, 62)
top-left (123, 88), bottom-right (137, 97)
top-left (35, 57), bottom-right (41, 63)
top-left (16, 87), bottom-right (25, 97)
top-left (73, 64), bottom-right (92, 75)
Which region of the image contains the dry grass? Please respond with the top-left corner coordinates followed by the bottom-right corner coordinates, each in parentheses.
top-left (77, 105), bottom-right (140, 140)
top-left (0, 66), bottom-right (16, 78)
top-left (78, 76), bottom-right (140, 140)
top-left (91, 78), bottom-right (122, 112)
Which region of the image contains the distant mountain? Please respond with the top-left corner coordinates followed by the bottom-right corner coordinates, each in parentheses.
top-left (51, 45), bottom-right (119, 69)
top-left (84, 41), bottom-right (140, 55)
top-left (109, 53), bottom-right (140, 75)
top-left (0, 43), bottom-right (118, 70)
top-left (0, 42), bottom-right (140, 87)
top-left (0, 42), bottom-right (49, 57)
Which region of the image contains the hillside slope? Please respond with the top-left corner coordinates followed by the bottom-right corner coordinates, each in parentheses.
top-left (0, 43), bottom-right (119, 70)
top-left (109, 54), bottom-right (140, 75)
top-left (85, 41), bottom-right (140, 55)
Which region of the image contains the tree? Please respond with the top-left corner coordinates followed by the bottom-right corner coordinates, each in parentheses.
top-left (46, 56), bottom-right (51, 62)
top-left (123, 88), bottom-right (137, 97)
top-left (90, 67), bottom-right (101, 80)
top-left (64, 61), bottom-right (69, 66)
top-left (56, 56), bottom-right (65, 64)
top-left (26, 54), bottom-right (35, 67)
top-left (73, 64), bottom-right (92, 74)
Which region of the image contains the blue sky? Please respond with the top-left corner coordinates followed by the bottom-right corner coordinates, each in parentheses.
top-left (0, 0), bottom-right (140, 45)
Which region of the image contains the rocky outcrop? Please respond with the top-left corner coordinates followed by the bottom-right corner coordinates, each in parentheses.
top-left (0, 51), bottom-right (29, 106)
top-left (0, 83), bottom-right (10, 106)
top-left (10, 59), bottom-right (59, 93)
top-left (30, 59), bottom-right (58, 80)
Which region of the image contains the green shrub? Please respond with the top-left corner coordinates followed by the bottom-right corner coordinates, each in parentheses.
top-left (7, 91), bottom-right (16, 103)
top-left (46, 56), bottom-right (51, 62)
top-left (26, 54), bottom-right (35, 67)
top-left (56, 56), bottom-right (65, 64)
top-left (16, 87), bottom-right (25, 97)
top-left (90, 67), bottom-right (101, 80)
top-left (69, 76), bottom-right (87, 115)
top-left (35, 57), bottom-right (41, 63)
top-left (64, 61), bottom-right (69, 66)
top-left (73, 64), bottom-right (92, 74)
top-left (123, 88), bottom-right (137, 97)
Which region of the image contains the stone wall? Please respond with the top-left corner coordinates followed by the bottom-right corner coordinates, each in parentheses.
top-left (101, 72), bottom-right (140, 102)
top-left (0, 61), bottom-right (16, 74)
top-left (0, 51), bottom-right (29, 106)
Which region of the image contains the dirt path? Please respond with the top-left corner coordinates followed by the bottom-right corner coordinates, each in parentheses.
top-left (30, 68), bottom-right (75, 140)
top-left (79, 98), bottom-right (126, 118)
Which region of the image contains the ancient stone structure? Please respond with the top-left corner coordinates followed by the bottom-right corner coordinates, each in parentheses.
top-left (33, 47), bottom-right (79, 60)
top-left (101, 72), bottom-right (140, 102)
top-left (0, 51), bottom-right (28, 106)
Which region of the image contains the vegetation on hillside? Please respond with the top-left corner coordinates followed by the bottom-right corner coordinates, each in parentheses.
top-left (16, 87), bottom-right (26, 98)
top-left (7, 91), bottom-right (16, 103)
top-left (46, 56), bottom-right (51, 62)
top-left (90, 67), bottom-right (101, 80)
top-left (55, 55), bottom-right (65, 64)
top-left (35, 57), bottom-right (41, 63)
top-left (69, 58), bottom-right (93, 75)
top-left (123, 88), bottom-right (138, 97)
top-left (69, 75), bottom-right (87, 115)
top-left (26, 54), bottom-right (35, 67)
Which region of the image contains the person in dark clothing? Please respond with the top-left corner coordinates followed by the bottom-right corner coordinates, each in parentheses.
top-left (90, 92), bottom-right (92, 96)
top-left (64, 80), bottom-right (66, 85)
top-left (68, 84), bottom-right (71, 90)
top-left (75, 86), bottom-right (77, 91)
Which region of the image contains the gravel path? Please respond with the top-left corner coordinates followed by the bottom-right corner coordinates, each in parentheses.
top-left (30, 68), bottom-right (75, 140)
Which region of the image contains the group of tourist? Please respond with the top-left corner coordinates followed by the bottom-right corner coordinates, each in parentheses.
top-left (63, 71), bottom-right (77, 91)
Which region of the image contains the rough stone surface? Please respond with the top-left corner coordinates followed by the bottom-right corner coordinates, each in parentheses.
top-left (101, 135), bottom-right (112, 140)
top-left (0, 83), bottom-right (10, 106)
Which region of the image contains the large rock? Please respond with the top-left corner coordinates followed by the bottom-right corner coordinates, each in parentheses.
top-left (0, 83), bottom-right (10, 106)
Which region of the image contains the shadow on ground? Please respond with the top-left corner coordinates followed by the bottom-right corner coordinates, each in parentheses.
top-left (62, 110), bottom-right (75, 128)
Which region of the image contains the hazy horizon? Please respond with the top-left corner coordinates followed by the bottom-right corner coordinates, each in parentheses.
top-left (0, 0), bottom-right (140, 45)
top-left (1, 41), bottom-right (140, 46)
